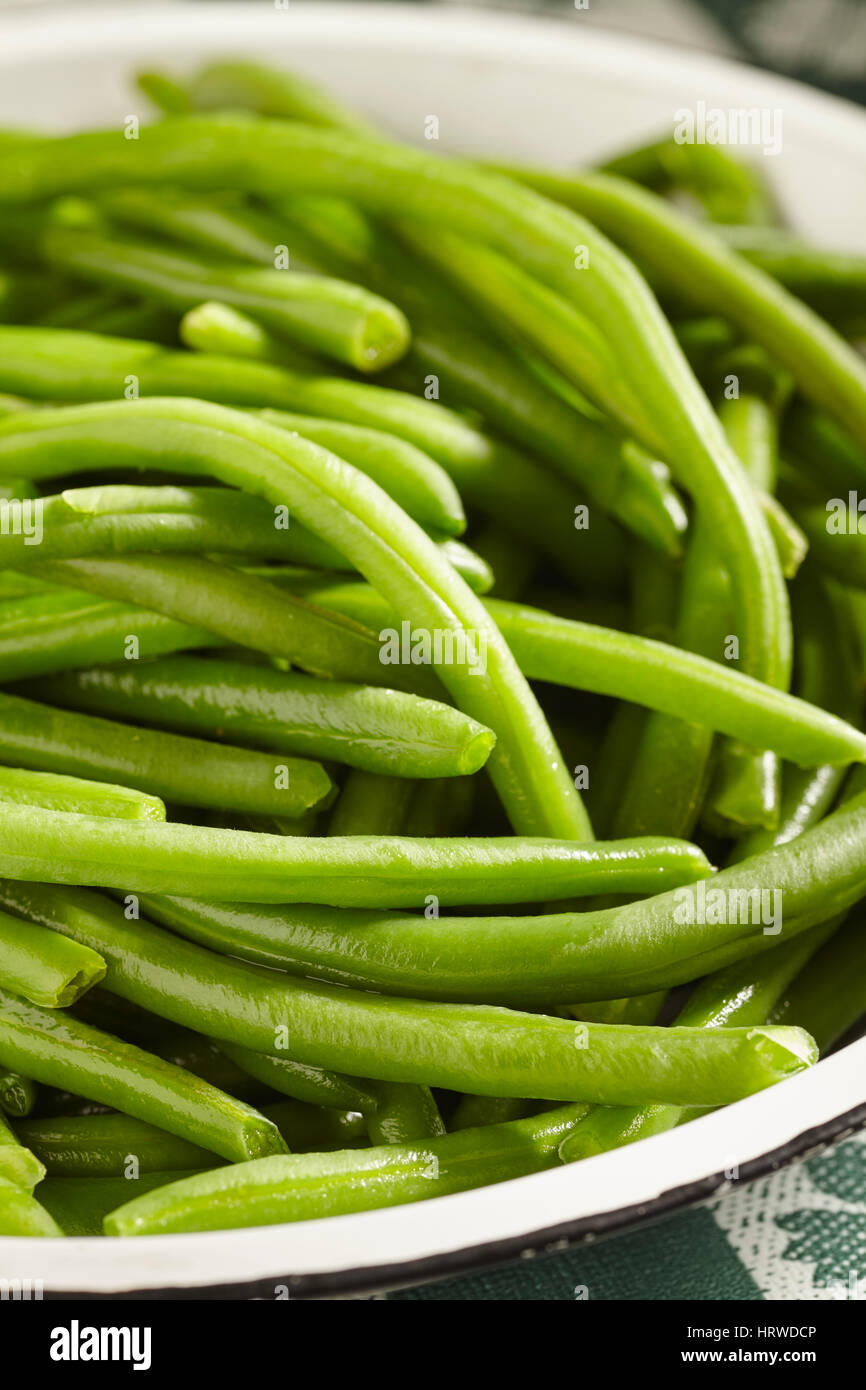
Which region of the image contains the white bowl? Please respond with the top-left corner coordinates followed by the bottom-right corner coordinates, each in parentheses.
top-left (0, 2), bottom-right (864, 1298)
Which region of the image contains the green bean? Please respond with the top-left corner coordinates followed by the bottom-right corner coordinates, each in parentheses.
top-left (328, 769), bottom-right (417, 836)
top-left (216, 1041), bottom-right (379, 1114)
top-left (601, 138), bottom-right (776, 225)
top-left (0, 987), bottom-right (288, 1161)
top-left (499, 165), bottom-right (866, 450)
top-left (102, 188), bottom-right (308, 268)
top-left (405, 316), bottom-right (687, 564)
top-left (180, 299), bottom-right (321, 368)
top-left (0, 324), bottom-right (503, 472)
top-left (0, 762), bottom-right (164, 821)
top-left (263, 1100), bottom-right (368, 1153)
top-left (258, 408), bottom-right (464, 535)
top-left (187, 60), bottom-right (377, 134)
top-left (0, 123), bottom-right (790, 694)
top-left (144, 1027), bottom-right (272, 1103)
top-left (288, 581), bottom-right (866, 769)
top-left (16, 1112), bottom-right (220, 1177)
top-left (0, 1068), bottom-right (37, 1117)
top-left (32, 654), bottom-right (494, 779)
top-left (0, 1105), bottom-right (45, 1190)
top-left (759, 491), bottom-right (808, 580)
top-left (729, 572), bottom-right (861, 862)
top-left (768, 908), bottom-right (866, 1053)
top-left (35, 555), bottom-right (408, 688)
top-left (0, 479), bottom-right (343, 568)
top-left (137, 69), bottom-right (192, 115)
top-left (127, 786), bottom-right (866, 1003)
top-left (0, 395), bottom-right (587, 836)
top-left (449, 1095), bottom-right (531, 1131)
top-left (40, 1171), bottom-right (190, 1236)
top-left (0, 690), bottom-right (334, 819)
top-left (0, 587), bottom-right (211, 681)
top-left (0, 907), bottom-right (105, 1008)
top-left (716, 225), bottom-right (866, 327)
top-left (41, 225), bottom-right (411, 373)
top-left (0, 805), bottom-right (708, 906)
top-left (567, 993), bottom-right (667, 1026)
top-left (0, 1175), bottom-right (63, 1235)
top-left (701, 355), bottom-right (794, 838)
top-left (703, 746), bottom-right (780, 840)
top-left (363, 1081), bottom-right (446, 1146)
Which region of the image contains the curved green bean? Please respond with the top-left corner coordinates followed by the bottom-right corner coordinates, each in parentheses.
top-left (0, 395), bottom-right (587, 836)
top-left (17, 1112), bottom-right (220, 1177)
top-left (0, 986), bottom-right (288, 1162)
top-left (0, 690), bottom-right (334, 819)
top-left (0, 763), bottom-right (164, 821)
top-left (35, 555), bottom-right (409, 688)
top-left (217, 1041), bottom-right (378, 1114)
top-left (30, 654), bottom-right (494, 778)
top-left (0, 587), bottom-right (211, 682)
top-left (0, 805), bottom-right (708, 905)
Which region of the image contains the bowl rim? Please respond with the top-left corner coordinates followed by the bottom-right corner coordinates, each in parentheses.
top-left (0, 0), bottom-right (864, 1297)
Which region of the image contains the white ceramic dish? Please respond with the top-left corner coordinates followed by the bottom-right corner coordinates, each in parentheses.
top-left (0, 1), bottom-right (864, 1298)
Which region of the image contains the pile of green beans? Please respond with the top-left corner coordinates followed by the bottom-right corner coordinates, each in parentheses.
top-left (0, 57), bottom-right (863, 1243)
